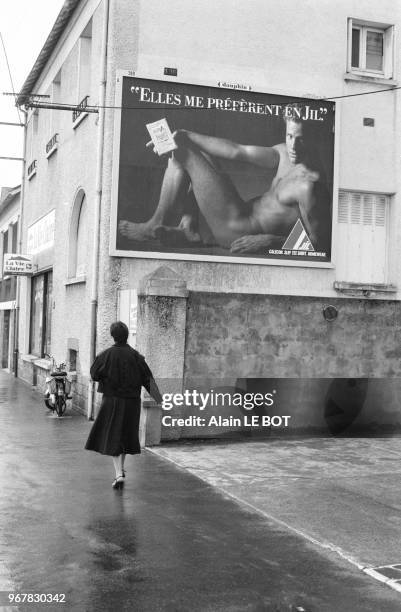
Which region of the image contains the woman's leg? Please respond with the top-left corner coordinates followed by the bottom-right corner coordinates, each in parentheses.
top-left (112, 455), bottom-right (123, 478)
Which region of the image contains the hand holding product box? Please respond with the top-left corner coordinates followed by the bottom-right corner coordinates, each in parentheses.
top-left (146, 118), bottom-right (177, 155)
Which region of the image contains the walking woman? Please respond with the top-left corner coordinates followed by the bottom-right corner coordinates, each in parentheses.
top-left (85, 321), bottom-right (162, 489)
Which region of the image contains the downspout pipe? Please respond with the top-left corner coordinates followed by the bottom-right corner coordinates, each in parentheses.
top-left (87, 0), bottom-right (110, 419)
top-left (14, 108), bottom-right (28, 377)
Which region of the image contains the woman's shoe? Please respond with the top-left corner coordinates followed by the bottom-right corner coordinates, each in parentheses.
top-left (112, 475), bottom-right (124, 490)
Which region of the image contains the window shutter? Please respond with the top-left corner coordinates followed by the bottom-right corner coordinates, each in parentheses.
top-left (375, 196), bottom-right (386, 226)
top-left (336, 190), bottom-right (389, 283)
top-left (338, 191), bottom-right (349, 223)
top-left (350, 192), bottom-right (362, 224)
top-left (362, 194), bottom-right (373, 225)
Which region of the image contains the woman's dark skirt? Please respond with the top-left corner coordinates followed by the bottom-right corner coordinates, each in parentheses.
top-left (85, 395), bottom-right (141, 456)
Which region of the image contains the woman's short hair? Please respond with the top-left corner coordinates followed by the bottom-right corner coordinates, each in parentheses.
top-left (110, 321), bottom-right (129, 343)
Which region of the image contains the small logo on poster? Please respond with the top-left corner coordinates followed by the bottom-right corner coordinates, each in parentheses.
top-left (282, 218), bottom-right (314, 251)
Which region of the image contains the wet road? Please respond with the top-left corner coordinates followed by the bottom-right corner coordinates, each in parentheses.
top-left (0, 371), bottom-right (400, 611)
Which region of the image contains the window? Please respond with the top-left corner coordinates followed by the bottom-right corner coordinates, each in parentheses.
top-left (0, 222), bottom-right (17, 280)
top-left (336, 191), bottom-right (389, 284)
top-left (27, 109), bottom-right (39, 178)
top-left (347, 20), bottom-right (394, 79)
top-left (1, 228), bottom-right (9, 280)
top-left (68, 189), bottom-right (88, 279)
top-left (46, 71), bottom-right (61, 158)
top-left (11, 221), bottom-right (18, 253)
top-left (73, 20), bottom-right (92, 126)
top-left (78, 27), bottom-right (91, 101)
top-left (29, 271), bottom-right (53, 357)
top-left (2, 310), bottom-right (11, 368)
top-left (75, 195), bottom-right (88, 276)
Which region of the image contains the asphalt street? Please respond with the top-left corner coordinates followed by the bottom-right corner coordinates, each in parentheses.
top-left (0, 370), bottom-right (400, 611)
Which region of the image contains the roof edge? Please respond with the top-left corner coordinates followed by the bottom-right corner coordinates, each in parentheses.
top-left (16, 0), bottom-right (82, 107)
top-left (0, 185), bottom-right (21, 216)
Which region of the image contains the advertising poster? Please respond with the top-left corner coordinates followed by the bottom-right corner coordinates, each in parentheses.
top-left (111, 75), bottom-right (335, 264)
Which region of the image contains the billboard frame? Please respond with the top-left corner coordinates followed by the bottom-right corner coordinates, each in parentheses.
top-left (110, 70), bottom-right (338, 268)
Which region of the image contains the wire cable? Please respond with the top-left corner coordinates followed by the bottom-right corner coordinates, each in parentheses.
top-left (323, 84), bottom-right (400, 100)
top-left (8, 81), bottom-right (401, 114)
top-left (0, 32), bottom-right (22, 124)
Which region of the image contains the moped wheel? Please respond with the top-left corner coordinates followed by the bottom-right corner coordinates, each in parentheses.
top-left (55, 395), bottom-right (66, 417)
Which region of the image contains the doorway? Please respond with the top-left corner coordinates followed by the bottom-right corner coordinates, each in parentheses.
top-left (2, 311), bottom-right (10, 368)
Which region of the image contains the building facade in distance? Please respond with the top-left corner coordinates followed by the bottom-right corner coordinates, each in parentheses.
top-left (0, 185), bottom-right (20, 372)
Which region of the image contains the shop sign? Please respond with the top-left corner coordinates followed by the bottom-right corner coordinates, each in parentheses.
top-left (3, 254), bottom-right (33, 276)
top-left (27, 210), bottom-right (55, 255)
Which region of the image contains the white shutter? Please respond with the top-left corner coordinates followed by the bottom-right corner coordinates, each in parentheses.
top-left (375, 196), bottom-right (386, 226)
top-left (336, 190), bottom-right (389, 283)
top-left (350, 193), bottom-right (362, 224)
top-left (338, 191), bottom-right (348, 223)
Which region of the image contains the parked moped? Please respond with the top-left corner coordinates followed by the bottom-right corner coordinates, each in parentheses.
top-left (44, 357), bottom-right (72, 417)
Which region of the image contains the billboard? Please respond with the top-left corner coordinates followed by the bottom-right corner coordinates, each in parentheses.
top-left (110, 75), bottom-right (335, 265)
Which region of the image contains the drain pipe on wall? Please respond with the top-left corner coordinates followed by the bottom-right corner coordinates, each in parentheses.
top-left (87, 0), bottom-right (110, 419)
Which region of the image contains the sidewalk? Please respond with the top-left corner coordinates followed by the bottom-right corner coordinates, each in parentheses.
top-left (153, 434), bottom-right (401, 568)
top-left (0, 370), bottom-right (400, 612)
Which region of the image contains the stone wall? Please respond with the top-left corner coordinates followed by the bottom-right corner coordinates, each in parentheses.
top-left (135, 272), bottom-right (401, 441)
top-left (180, 292), bottom-right (401, 436)
top-left (71, 374), bottom-right (89, 415)
top-left (185, 293), bottom-right (401, 379)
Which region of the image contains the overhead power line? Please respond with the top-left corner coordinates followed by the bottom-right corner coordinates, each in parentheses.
top-left (327, 84), bottom-right (400, 100)
top-left (2, 92), bottom-right (50, 98)
top-left (0, 32), bottom-right (22, 124)
top-left (3, 82), bottom-right (399, 116)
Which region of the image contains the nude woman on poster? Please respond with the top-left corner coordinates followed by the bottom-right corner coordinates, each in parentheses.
top-left (118, 111), bottom-right (331, 254)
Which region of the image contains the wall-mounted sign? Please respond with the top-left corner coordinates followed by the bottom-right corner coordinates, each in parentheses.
top-left (3, 254), bottom-right (33, 276)
top-left (27, 209), bottom-right (55, 255)
top-left (110, 74), bottom-right (335, 265)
